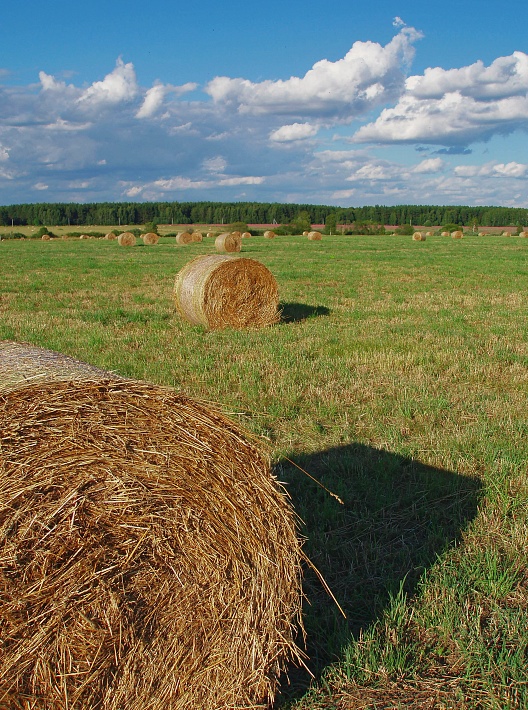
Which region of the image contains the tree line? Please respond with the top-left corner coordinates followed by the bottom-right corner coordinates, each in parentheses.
top-left (1, 201), bottom-right (527, 228)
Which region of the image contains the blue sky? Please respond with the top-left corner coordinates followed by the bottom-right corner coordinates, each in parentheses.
top-left (1, 0), bottom-right (527, 207)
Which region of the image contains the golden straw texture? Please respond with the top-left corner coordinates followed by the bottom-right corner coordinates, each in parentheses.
top-left (412, 232), bottom-right (426, 241)
top-left (0, 341), bottom-right (304, 710)
top-left (214, 232), bottom-right (242, 253)
top-left (307, 231), bottom-right (322, 241)
top-left (176, 232), bottom-right (193, 245)
top-left (174, 254), bottom-right (280, 330)
top-left (190, 231), bottom-right (203, 242)
top-left (117, 232), bottom-right (136, 246)
top-left (451, 230), bottom-right (463, 239)
top-left (263, 230), bottom-right (276, 239)
top-left (142, 232), bottom-right (160, 245)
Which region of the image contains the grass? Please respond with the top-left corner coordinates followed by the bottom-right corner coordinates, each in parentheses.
top-left (1, 231), bottom-right (527, 708)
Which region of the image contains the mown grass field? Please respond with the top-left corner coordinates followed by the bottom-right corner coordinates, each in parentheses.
top-left (1, 232), bottom-right (527, 708)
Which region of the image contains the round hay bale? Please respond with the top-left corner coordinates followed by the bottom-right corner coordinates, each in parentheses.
top-left (174, 254), bottom-right (280, 330)
top-left (451, 230), bottom-right (463, 239)
top-left (41, 234), bottom-right (51, 241)
top-left (215, 232), bottom-right (242, 253)
top-left (302, 231), bottom-right (310, 236)
top-left (478, 232), bottom-right (486, 236)
top-left (264, 230), bottom-right (276, 239)
top-left (307, 231), bottom-right (322, 240)
top-left (241, 231), bottom-right (252, 239)
top-left (0, 341), bottom-right (303, 709)
top-left (206, 231), bottom-right (215, 238)
top-left (425, 231), bottom-right (433, 236)
top-left (521, 231), bottom-right (528, 238)
top-left (502, 231), bottom-right (511, 237)
top-left (441, 231), bottom-right (450, 236)
top-left (104, 232), bottom-right (117, 240)
top-left (117, 232), bottom-right (136, 246)
top-left (142, 232), bottom-right (160, 245)
top-left (412, 232), bottom-right (426, 241)
top-left (190, 231), bottom-right (203, 243)
top-left (176, 231), bottom-right (193, 245)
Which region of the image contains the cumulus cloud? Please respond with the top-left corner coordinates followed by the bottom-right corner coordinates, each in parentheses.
top-left (353, 51), bottom-right (528, 146)
top-left (454, 161), bottom-right (527, 178)
top-left (136, 81), bottom-right (197, 118)
top-left (269, 122), bottom-right (318, 142)
top-left (77, 58), bottom-right (138, 106)
top-left (413, 157), bottom-right (445, 173)
top-left (206, 26), bottom-right (422, 118)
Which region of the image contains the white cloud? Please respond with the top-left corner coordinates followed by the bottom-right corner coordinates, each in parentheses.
top-left (353, 51), bottom-right (528, 146)
top-left (413, 157), bottom-right (445, 173)
top-left (206, 27), bottom-right (422, 118)
top-left (77, 58), bottom-right (138, 106)
top-left (454, 161), bottom-right (528, 178)
top-left (136, 81), bottom-right (197, 118)
top-left (269, 122), bottom-right (318, 142)
top-left (203, 156), bottom-right (227, 172)
top-left (33, 182), bottom-right (48, 190)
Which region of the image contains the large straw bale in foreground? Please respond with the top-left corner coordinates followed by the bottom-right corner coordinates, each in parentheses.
top-left (142, 232), bottom-right (159, 245)
top-left (117, 231), bottom-right (136, 246)
top-left (174, 254), bottom-right (280, 329)
top-left (0, 341), bottom-right (303, 710)
top-left (215, 231), bottom-right (242, 253)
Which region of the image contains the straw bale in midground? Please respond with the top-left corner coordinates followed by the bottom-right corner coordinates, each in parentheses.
top-left (307, 231), bottom-right (322, 240)
top-left (0, 341), bottom-right (304, 710)
top-left (215, 231), bottom-right (242, 253)
top-left (117, 231), bottom-right (136, 246)
top-left (142, 232), bottom-right (160, 245)
top-left (174, 254), bottom-right (280, 330)
top-left (412, 232), bottom-right (426, 241)
top-left (176, 231), bottom-right (193, 245)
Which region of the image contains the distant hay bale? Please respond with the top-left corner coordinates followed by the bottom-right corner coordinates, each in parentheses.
top-left (0, 341), bottom-right (303, 709)
top-left (302, 231), bottom-right (310, 236)
top-left (176, 231), bottom-right (193, 245)
top-left (502, 231), bottom-right (511, 237)
top-left (117, 232), bottom-right (136, 246)
top-left (478, 232), bottom-right (486, 236)
top-left (190, 231), bottom-right (203, 242)
top-left (264, 230), bottom-right (276, 239)
top-left (521, 231), bottom-right (528, 238)
top-left (79, 234), bottom-right (90, 240)
top-left (104, 232), bottom-right (117, 240)
top-left (41, 234), bottom-right (51, 241)
top-left (206, 231), bottom-right (215, 238)
top-left (451, 230), bottom-right (463, 239)
top-left (61, 234), bottom-right (68, 240)
top-left (174, 254), bottom-right (280, 330)
top-left (425, 231), bottom-right (433, 236)
top-left (441, 231), bottom-right (450, 236)
top-left (307, 231), bottom-right (322, 240)
top-left (142, 232), bottom-right (160, 245)
top-left (412, 232), bottom-right (426, 241)
top-left (215, 232), bottom-right (242, 253)
top-left (241, 231), bottom-right (252, 239)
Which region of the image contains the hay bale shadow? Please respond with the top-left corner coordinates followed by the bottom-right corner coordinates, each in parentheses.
top-left (275, 443), bottom-right (482, 702)
top-left (280, 302), bottom-right (331, 322)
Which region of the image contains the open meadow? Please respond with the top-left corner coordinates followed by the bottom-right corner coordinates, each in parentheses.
top-left (1, 231), bottom-right (527, 708)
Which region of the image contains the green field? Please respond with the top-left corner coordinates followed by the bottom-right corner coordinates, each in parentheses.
top-left (1, 232), bottom-right (527, 708)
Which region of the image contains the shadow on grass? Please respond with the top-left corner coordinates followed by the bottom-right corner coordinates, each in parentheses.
top-left (280, 302), bottom-right (331, 322)
top-left (275, 443), bottom-right (482, 703)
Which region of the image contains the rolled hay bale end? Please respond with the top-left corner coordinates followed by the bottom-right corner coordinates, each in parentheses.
top-left (41, 234), bottom-right (51, 241)
top-left (176, 231), bottom-right (193, 245)
top-left (241, 231), bottom-right (252, 239)
top-left (104, 232), bottom-right (117, 240)
top-left (412, 232), bottom-right (426, 241)
top-left (0, 341), bottom-right (303, 709)
top-left (478, 232), bottom-right (486, 236)
top-left (174, 254), bottom-right (280, 330)
top-left (142, 232), bottom-right (160, 245)
top-left (502, 231), bottom-right (511, 237)
top-left (307, 231), bottom-right (322, 240)
top-left (521, 231), bottom-right (528, 238)
top-left (302, 231), bottom-right (310, 236)
top-left (425, 231), bottom-right (433, 236)
top-left (215, 232), bottom-right (242, 253)
top-left (441, 231), bottom-right (450, 236)
top-left (117, 232), bottom-right (136, 246)
top-left (190, 231), bottom-right (203, 242)
top-left (451, 230), bottom-right (464, 239)
top-left (264, 230), bottom-right (276, 239)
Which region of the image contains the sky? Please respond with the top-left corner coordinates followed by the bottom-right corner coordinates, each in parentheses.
top-left (1, 0), bottom-right (528, 208)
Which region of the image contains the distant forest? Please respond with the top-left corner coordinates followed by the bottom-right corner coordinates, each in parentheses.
top-left (1, 201), bottom-right (527, 228)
